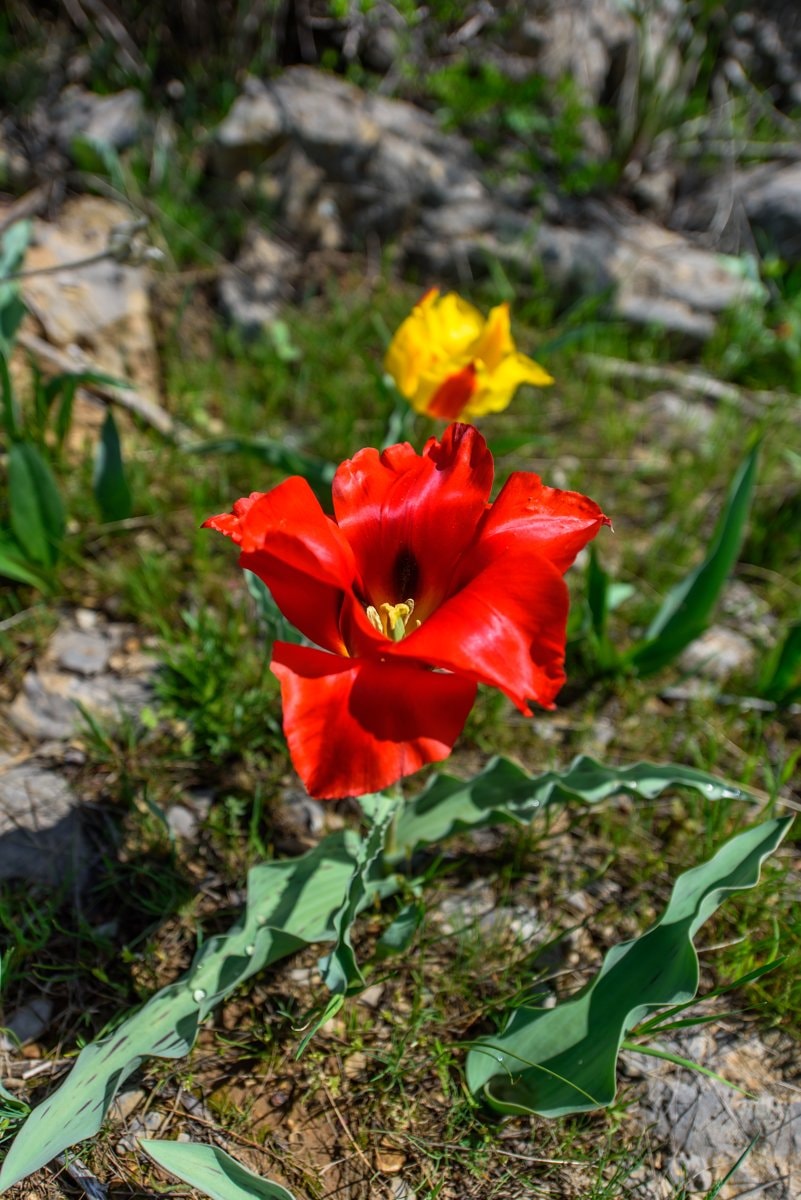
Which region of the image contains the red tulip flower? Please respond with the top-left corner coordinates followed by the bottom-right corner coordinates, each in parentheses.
top-left (204, 424), bottom-right (610, 799)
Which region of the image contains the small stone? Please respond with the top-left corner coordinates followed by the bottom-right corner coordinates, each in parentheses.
top-left (109, 1088), bottom-right (146, 1123)
top-left (75, 608), bottom-right (99, 631)
top-left (51, 629), bottom-right (112, 676)
top-left (375, 1147), bottom-right (406, 1174)
top-left (167, 804), bottom-right (198, 840)
top-left (0, 998), bottom-right (53, 1049)
top-left (344, 1052), bottom-right (368, 1079)
top-left (358, 984), bottom-right (385, 1010)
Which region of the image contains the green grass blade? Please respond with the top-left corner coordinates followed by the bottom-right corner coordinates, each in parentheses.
top-left (141, 1141), bottom-right (296, 1200)
top-left (464, 817), bottom-right (791, 1117)
top-left (619, 1042), bottom-right (751, 1096)
top-left (629, 444), bottom-right (760, 676)
top-left (393, 755), bottom-right (750, 858)
top-left (0, 833), bottom-right (364, 1190)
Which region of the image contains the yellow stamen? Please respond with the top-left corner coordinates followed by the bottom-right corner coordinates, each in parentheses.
top-left (366, 605), bottom-right (383, 634)
top-left (366, 598), bottom-right (417, 641)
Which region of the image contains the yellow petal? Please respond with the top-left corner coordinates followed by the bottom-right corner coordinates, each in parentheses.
top-left (463, 353), bottom-right (554, 418)
top-left (470, 302), bottom-right (514, 371)
top-left (430, 292), bottom-right (485, 357)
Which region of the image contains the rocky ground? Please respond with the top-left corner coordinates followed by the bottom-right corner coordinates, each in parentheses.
top-left (1, 1), bottom-right (800, 1197)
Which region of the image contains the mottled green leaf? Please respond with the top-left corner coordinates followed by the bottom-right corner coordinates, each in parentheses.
top-left (393, 755), bottom-right (750, 858)
top-left (141, 1141), bottom-right (296, 1200)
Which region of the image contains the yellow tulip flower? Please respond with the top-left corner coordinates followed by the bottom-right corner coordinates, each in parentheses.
top-left (385, 289), bottom-right (553, 420)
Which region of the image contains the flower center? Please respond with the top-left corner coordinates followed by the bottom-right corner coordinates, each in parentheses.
top-left (366, 599), bottom-right (420, 642)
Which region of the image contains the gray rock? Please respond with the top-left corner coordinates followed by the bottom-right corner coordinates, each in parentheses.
top-left (9, 666), bottom-right (151, 741)
top-left (214, 67), bottom-right (486, 245)
top-left (632, 1029), bottom-right (801, 1198)
top-left (215, 68), bottom-right (379, 179)
top-left (218, 229), bottom-right (301, 335)
top-left (679, 626), bottom-right (756, 681)
top-left (742, 162), bottom-right (801, 261)
top-left (407, 207), bottom-right (763, 339)
top-left (54, 85), bottom-right (145, 153)
top-left (0, 765), bottom-right (86, 885)
top-left (50, 629), bottom-right (114, 676)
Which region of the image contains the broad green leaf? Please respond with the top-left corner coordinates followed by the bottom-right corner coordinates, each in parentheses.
top-left (629, 445), bottom-right (760, 676)
top-left (0, 531), bottom-right (48, 589)
top-left (393, 755), bottom-right (750, 858)
top-left (141, 1141), bottom-right (296, 1200)
top-left (93, 411), bottom-right (132, 521)
top-left (465, 817), bottom-right (791, 1116)
top-left (0, 833), bottom-right (365, 1190)
top-left (188, 436), bottom-right (335, 493)
top-left (759, 621), bottom-right (801, 705)
top-left (318, 792), bottom-right (399, 994)
top-left (7, 442), bottom-right (65, 567)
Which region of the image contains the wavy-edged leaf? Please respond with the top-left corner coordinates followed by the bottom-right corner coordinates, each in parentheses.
top-left (0, 833), bottom-right (363, 1190)
top-left (465, 817), bottom-right (791, 1116)
top-left (393, 755), bottom-right (750, 858)
top-left (7, 442), bottom-right (64, 567)
top-left (318, 792), bottom-right (399, 995)
top-left (629, 444), bottom-right (759, 676)
top-left (141, 1141), bottom-right (296, 1200)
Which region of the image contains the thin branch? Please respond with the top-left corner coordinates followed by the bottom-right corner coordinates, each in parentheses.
top-left (16, 329), bottom-right (190, 443)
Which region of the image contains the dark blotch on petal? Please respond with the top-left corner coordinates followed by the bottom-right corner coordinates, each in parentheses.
top-left (393, 545), bottom-right (419, 599)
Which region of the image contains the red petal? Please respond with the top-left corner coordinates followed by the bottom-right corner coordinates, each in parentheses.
top-left (478, 473), bottom-right (611, 573)
top-left (271, 643), bottom-right (477, 799)
top-left (202, 492), bottom-right (267, 544)
top-left (426, 363), bottom-right (478, 419)
top-left (393, 546), bottom-right (569, 713)
top-left (209, 478), bottom-right (359, 654)
top-left (332, 423), bottom-right (493, 621)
